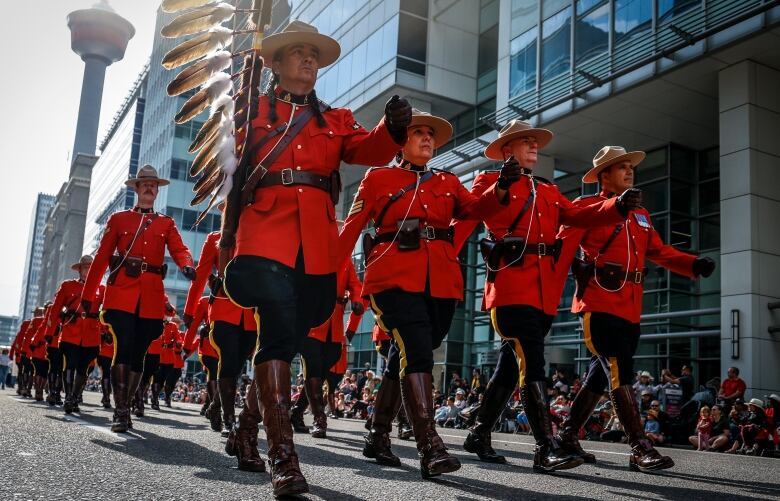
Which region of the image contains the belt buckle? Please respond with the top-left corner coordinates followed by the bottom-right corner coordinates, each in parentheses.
top-left (634, 271), bottom-right (642, 283)
top-left (538, 243), bottom-right (546, 256)
top-left (140, 262), bottom-right (148, 272)
top-left (424, 226), bottom-right (436, 240)
top-left (281, 168), bottom-right (294, 185)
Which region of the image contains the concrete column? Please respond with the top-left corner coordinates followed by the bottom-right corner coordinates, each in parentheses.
top-left (72, 56), bottom-right (107, 161)
top-left (719, 60), bottom-right (780, 398)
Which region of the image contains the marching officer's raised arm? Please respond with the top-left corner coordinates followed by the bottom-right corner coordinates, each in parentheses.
top-left (165, 217), bottom-right (194, 271)
top-left (184, 233), bottom-right (217, 322)
top-left (81, 214), bottom-right (119, 306)
top-left (337, 174), bottom-right (376, 268)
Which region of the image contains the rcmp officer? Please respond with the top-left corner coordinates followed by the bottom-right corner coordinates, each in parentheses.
top-left (10, 317), bottom-right (33, 397)
top-left (81, 165), bottom-right (195, 432)
top-left (291, 252), bottom-right (365, 438)
top-left (183, 297), bottom-right (223, 432)
top-left (163, 318), bottom-right (186, 407)
top-left (221, 21), bottom-right (411, 496)
top-left (183, 220), bottom-right (257, 446)
top-left (554, 146), bottom-right (715, 472)
top-left (338, 110), bottom-right (499, 479)
top-left (97, 327), bottom-right (114, 408)
top-left (151, 314), bottom-right (180, 412)
top-left (452, 121), bottom-right (641, 471)
top-left (47, 255), bottom-right (104, 413)
top-left (28, 303), bottom-right (53, 402)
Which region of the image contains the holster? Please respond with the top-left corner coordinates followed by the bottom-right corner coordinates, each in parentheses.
top-left (362, 232), bottom-right (375, 265)
top-left (478, 238), bottom-right (501, 282)
top-left (107, 255), bottom-right (122, 285)
top-left (397, 218), bottom-right (421, 251)
top-left (330, 171), bottom-right (342, 205)
top-left (571, 258), bottom-right (594, 299)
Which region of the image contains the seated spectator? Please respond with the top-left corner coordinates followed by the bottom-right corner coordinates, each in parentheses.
top-left (436, 397), bottom-right (459, 428)
top-left (644, 409), bottom-right (664, 444)
top-left (515, 408), bottom-right (530, 434)
top-left (725, 400), bottom-right (749, 453)
top-left (433, 389), bottom-right (445, 408)
top-left (634, 371), bottom-right (660, 401)
top-left (718, 366), bottom-right (746, 412)
top-left (639, 389), bottom-right (653, 418)
top-left (448, 372), bottom-right (462, 396)
top-left (454, 389), bottom-right (467, 412)
top-left (690, 405), bottom-right (729, 451)
top-left (739, 398), bottom-right (771, 456)
top-left (767, 394), bottom-right (780, 448)
top-left (471, 368), bottom-right (483, 395)
top-left (552, 369), bottom-right (569, 396)
top-left (650, 400), bottom-right (670, 436)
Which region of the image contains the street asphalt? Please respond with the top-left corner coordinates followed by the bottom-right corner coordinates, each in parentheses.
top-left (1, 388), bottom-right (777, 500)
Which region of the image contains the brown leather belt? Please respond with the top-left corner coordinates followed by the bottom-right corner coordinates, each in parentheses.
top-left (596, 267), bottom-right (646, 284)
top-left (256, 168), bottom-right (331, 193)
top-left (374, 226), bottom-right (453, 244)
top-left (84, 312), bottom-right (100, 319)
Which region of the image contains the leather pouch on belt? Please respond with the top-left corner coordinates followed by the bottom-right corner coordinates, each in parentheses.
top-left (502, 237), bottom-right (526, 266)
top-left (123, 257), bottom-right (143, 278)
top-left (599, 261), bottom-right (623, 289)
top-left (397, 218), bottom-right (421, 250)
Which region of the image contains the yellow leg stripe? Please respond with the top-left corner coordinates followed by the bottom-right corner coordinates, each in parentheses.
top-left (369, 294), bottom-right (408, 377)
top-left (490, 308), bottom-right (526, 387)
top-left (221, 258), bottom-right (242, 309)
top-left (253, 309), bottom-right (262, 357)
top-left (582, 312), bottom-right (598, 356)
top-left (99, 311), bottom-right (119, 366)
top-left (301, 356), bottom-right (308, 380)
top-left (608, 357), bottom-right (620, 391)
top-left (208, 321), bottom-right (223, 378)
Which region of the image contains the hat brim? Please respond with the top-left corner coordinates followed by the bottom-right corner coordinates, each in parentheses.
top-left (70, 262), bottom-right (89, 271)
top-left (484, 128), bottom-right (553, 160)
top-left (126, 178), bottom-right (171, 188)
top-left (582, 151), bottom-right (645, 183)
top-left (261, 31), bottom-right (341, 68)
top-left (409, 115), bottom-right (453, 147)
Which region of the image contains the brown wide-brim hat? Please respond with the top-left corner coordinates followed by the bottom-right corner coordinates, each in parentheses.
top-left (484, 119), bottom-right (553, 160)
top-left (409, 109), bottom-right (453, 147)
top-left (70, 254), bottom-right (94, 271)
top-left (261, 20), bottom-right (341, 68)
top-left (125, 164), bottom-right (170, 188)
top-left (582, 146), bottom-right (646, 184)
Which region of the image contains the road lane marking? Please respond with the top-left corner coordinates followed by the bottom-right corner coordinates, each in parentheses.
top-left (437, 433), bottom-right (631, 456)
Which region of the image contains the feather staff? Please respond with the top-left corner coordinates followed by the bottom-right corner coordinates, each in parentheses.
top-left (161, 0), bottom-right (218, 13)
top-left (218, 0), bottom-right (271, 271)
top-left (175, 71), bottom-right (233, 124)
top-left (161, 27), bottom-right (233, 70)
top-left (161, 2), bottom-right (235, 38)
top-left (167, 50), bottom-right (231, 96)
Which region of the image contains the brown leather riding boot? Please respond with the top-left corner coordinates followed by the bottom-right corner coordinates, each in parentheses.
top-left (402, 372), bottom-right (461, 479)
top-left (611, 385), bottom-right (674, 472)
top-left (111, 364), bottom-right (131, 433)
top-left (207, 380), bottom-right (222, 432)
top-left (463, 381), bottom-right (515, 464)
top-left (219, 377), bottom-right (238, 438)
top-left (522, 381), bottom-right (584, 472)
top-left (289, 387), bottom-right (309, 434)
top-left (256, 360), bottom-right (308, 497)
top-left (33, 375), bottom-right (45, 401)
top-left (363, 375), bottom-right (402, 466)
top-left (225, 380), bottom-right (266, 473)
top-left (556, 387), bottom-right (601, 463)
top-left (305, 377), bottom-right (327, 438)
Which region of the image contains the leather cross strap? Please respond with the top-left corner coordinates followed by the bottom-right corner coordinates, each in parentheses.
top-left (373, 170), bottom-right (435, 229)
top-left (241, 102), bottom-right (328, 205)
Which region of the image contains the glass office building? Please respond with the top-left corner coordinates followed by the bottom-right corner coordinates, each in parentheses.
top-left (282, 0), bottom-right (780, 397)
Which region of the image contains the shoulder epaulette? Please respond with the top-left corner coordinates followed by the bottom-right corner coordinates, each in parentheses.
top-left (574, 193), bottom-right (600, 202)
top-left (157, 212), bottom-right (172, 219)
top-left (367, 166), bottom-right (394, 173)
top-left (430, 167), bottom-right (456, 176)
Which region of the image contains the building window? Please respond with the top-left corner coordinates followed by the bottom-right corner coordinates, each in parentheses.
top-left (614, 0), bottom-right (652, 44)
top-left (170, 158), bottom-right (192, 180)
top-left (400, 0), bottom-right (428, 18)
top-left (658, 0), bottom-right (701, 24)
top-left (541, 6), bottom-right (572, 82)
top-left (575, 0), bottom-right (609, 66)
top-left (510, 27), bottom-right (538, 97)
top-left (397, 12), bottom-right (427, 75)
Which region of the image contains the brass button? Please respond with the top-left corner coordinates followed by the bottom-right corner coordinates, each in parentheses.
top-left (296, 166), bottom-right (301, 171)
top-left (297, 145), bottom-right (302, 150)
top-left (298, 188), bottom-right (303, 193)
